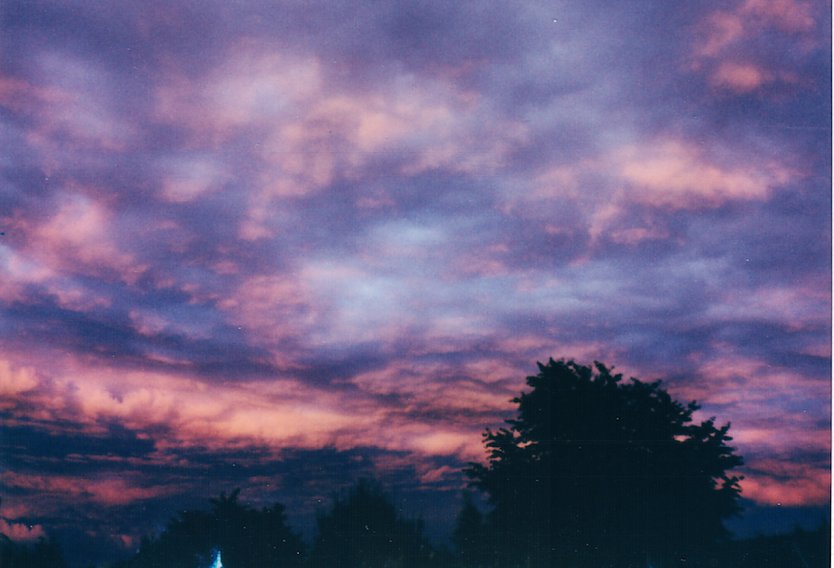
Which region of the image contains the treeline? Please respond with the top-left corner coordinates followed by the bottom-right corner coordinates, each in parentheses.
top-left (0, 534), bottom-right (69, 568)
top-left (116, 480), bottom-right (436, 568)
top-left (2, 359), bottom-right (831, 567)
top-left (2, 485), bottom-right (829, 568)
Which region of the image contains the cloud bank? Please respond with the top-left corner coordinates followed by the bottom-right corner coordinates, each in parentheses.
top-left (0, 0), bottom-right (829, 561)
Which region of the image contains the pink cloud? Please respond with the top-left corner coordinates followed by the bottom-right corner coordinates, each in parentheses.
top-left (710, 62), bottom-right (772, 93)
top-left (4, 360), bottom-right (380, 455)
top-left (153, 46), bottom-right (323, 144)
top-left (616, 140), bottom-right (788, 207)
top-left (0, 360), bottom-right (39, 399)
top-left (580, 137), bottom-right (797, 243)
top-left (6, 334), bottom-right (828, 512)
top-left (694, 12), bottom-right (746, 60)
top-left (418, 465), bottom-right (459, 485)
top-left (4, 55), bottom-right (138, 158)
top-left (707, 284), bottom-right (830, 331)
top-left (741, 0), bottom-right (815, 34)
top-left (0, 519), bottom-right (46, 542)
top-left (0, 76), bottom-right (69, 114)
top-left (742, 459), bottom-right (830, 506)
top-left (4, 345), bottom-right (516, 471)
top-left (218, 274), bottom-right (322, 345)
top-left (691, 0), bottom-right (820, 94)
top-left (404, 429), bottom-right (477, 459)
top-left (152, 48), bottom-right (527, 240)
top-left (643, 351), bottom-right (830, 508)
top-left (0, 245), bottom-right (53, 303)
top-left (158, 155), bottom-right (230, 203)
top-left (507, 134), bottom-right (798, 246)
top-left (243, 84), bottom-right (526, 238)
top-left (0, 471), bottom-right (176, 507)
top-left (13, 192), bottom-right (145, 284)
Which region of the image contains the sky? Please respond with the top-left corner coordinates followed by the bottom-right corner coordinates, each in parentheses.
top-left (0, 0), bottom-right (831, 565)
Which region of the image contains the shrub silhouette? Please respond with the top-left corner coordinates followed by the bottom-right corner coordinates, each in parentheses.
top-left (465, 358), bottom-right (744, 568)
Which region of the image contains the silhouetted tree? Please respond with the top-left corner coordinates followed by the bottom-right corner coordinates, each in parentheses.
top-left (452, 493), bottom-right (491, 568)
top-left (465, 358), bottom-right (744, 568)
top-left (309, 478), bottom-right (432, 568)
top-left (115, 489), bottom-right (304, 568)
top-left (725, 521), bottom-right (831, 568)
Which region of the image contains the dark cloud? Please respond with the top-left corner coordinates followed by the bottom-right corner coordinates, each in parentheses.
top-left (1, 422), bottom-right (155, 466)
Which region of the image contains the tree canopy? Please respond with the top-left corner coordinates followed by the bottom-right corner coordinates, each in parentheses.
top-left (115, 489), bottom-right (304, 568)
top-left (309, 478), bottom-right (433, 568)
top-left (0, 534), bottom-right (68, 568)
top-left (465, 358), bottom-right (744, 567)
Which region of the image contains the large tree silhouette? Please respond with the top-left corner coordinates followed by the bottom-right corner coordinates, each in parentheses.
top-left (309, 478), bottom-right (433, 568)
top-left (465, 358), bottom-right (744, 568)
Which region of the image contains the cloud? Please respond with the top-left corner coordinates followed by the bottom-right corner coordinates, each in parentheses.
top-left (0, 359), bottom-right (39, 398)
top-left (12, 192), bottom-right (144, 284)
top-left (0, 471), bottom-right (175, 507)
top-left (151, 45), bottom-right (528, 240)
top-left (709, 61), bottom-right (777, 93)
top-left (741, 459), bottom-right (830, 507)
top-left (153, 47), bottom-right (324, 144)
top-left (0, 76), bottom-right (69, 115)
top-left (690, 0), bottom-right (824, 94)
top-left (0, 2), bottom-right (829, 560)
top-left (617, 139), bottom-right (788, 204)
top-left (0, 519), bottom-right (46, 542)
top-left (157, 154), bottom-right (230, 204)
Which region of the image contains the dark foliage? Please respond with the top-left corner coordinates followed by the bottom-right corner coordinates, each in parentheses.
top-left (716, 522), bottom-right (831, 567)
top-left (309, 478), bottom-right (433, 568)
top-left (114, 489), bottom-right (304, 568)
top-left (465, 358), bottom-right (745, 567)
top-left (0, 534), bottom-right (68, 568)
top-left (451, 493), bottom-right (490, 567)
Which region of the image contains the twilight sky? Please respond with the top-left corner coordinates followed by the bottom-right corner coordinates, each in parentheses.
top-left (0, 0), bottom-right (831, 564)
